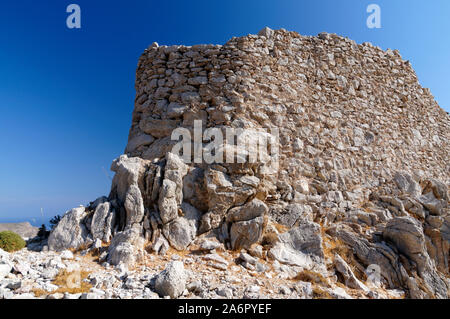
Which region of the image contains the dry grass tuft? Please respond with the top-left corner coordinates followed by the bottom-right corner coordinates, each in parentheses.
top-left (294, 269), bottom-right (330, 287)
top-left (312, 286), bottom-right (334, 299)
top-left (32, 269), bottom-right (92, 297)
top-left (321, 227), bottom-right (367, 282)
top-left (261, 232), bottom-right (279, 248)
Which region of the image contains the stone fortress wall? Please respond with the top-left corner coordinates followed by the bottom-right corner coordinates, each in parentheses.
top-left (48, 28), bottom-right (450, 299)
top-left (128, 27), bottom-right (449, 194)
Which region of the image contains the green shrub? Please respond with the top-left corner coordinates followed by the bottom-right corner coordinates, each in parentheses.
top-left (37, 224), bottom-right (50, 239)
top-left (50, 215), bottom-right (62, 230)
top-left (0, 231), bottom-right (26, 252)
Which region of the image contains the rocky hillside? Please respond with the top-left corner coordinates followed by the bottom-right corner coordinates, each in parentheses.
top-left (0, 223), bottom-right (38, 240)
top-left (2, 28), bottom-right (448, 299)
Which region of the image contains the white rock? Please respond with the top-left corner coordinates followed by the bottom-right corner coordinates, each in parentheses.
top-left (0, 263), bottom-right (12, 279)
top-left (154, 261), bottom-right (186, 298)
top-left (60, 250), bottom-right (74, 260)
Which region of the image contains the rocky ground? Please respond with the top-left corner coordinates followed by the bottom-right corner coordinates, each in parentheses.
top-left (1, 237), bottom-right (406, 300)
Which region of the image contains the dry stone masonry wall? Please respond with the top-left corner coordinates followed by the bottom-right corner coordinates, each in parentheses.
top-left (47, 28), bottom-right (450, 299)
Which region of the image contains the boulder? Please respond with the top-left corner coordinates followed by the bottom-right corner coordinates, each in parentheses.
top-left (163, 203), bottom-right (201, 250)
top-left (60, 250), bottom-right (74, 260)
top-left (48, 207), bottom-right (89, 251)
top-left (334, 254), bottom-right (368, 291)
top-left (0, 263), bottom-right (12, 279)
top-left (421, 178), bottom-right (448, 201)
top-left (268, 243), bottom-right (314, 268)
top-left (230, 216), bottom-right (265, 250)
top-left (383, 216), bottom-right (426, 262)
top-left (198, 239), bottom-right (222, 251)
top-left (226, 199), bottom-right (268, 223)
top-left (278, 220), bottom-right (324, 260)
top-left (270, 203), bottom-right (313, 228)
top-left (268, 220), bottom-right (324, 269)
top-left (107, 225), bottom-right (144, 267)
top-left (158, 179), bottom-right (179, 224)
top-left (419, 192), bottom-right (447, 216)
top-left (124, 184), bottom-right (145, 226)
top-left (393, 172), bottom-right (421, 198)
top-left (154, 261), bottom-right (187, 298)
top-left (91, 202), bottom-right (115, 242)
top-left (110, 155), bottom-right (149, 204)
top-left (383, 216), bottom-right (448, 298)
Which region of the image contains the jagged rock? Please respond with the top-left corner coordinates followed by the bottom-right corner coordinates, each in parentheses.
top-left (328, 223), bottom-right (405, 289)
top-left (107, 225), bottom-right (144, 266)
top-left (393, 172), bottom-right (421, 198)
top-left (334, 254), bottom-right (368, 291)
top-left (379, 196), bottom-right (407, 216)
top-left (230, 216), bottom-right (265, 250)
top-left (91, 202), bottom-right (115, 242)
top-left (383, 217), bottom-right (427, 261)
top-left (154, 261), bottom-right (186, 298)
top-left (383, 216), bottom-right (448, 298)
top-left (419, 192), bottom-right (447, 216)
top-left (158, 179), bottom-right (179, 224)
top-left (110, 155), bottom-right (149, 204)
top-left (152, 233), bottom-right (170, 255)
top-left (200, 168), bottom-right (236, 232)
top-left (226, 199), bottom-right (268, 223)
top-left (124, 184), bottom-right (145, 225)
top-left (164, 152), bottom-right (189, 204)
top-left (198, 239), bottom-right (222, 251)
top-left (258, 26), bottom-right (274, 38)
top-left (270, 203), bottom-right (313, 228)
top-left (182, 167), bottom-right (209, 212)
top-left (268, 220), bottom-right (324, 269)
top-left (48, 207), bottom-right (89, 252)
top-left (278, 221), bottom-right (324, 260)
top-left (403, 197), bottom-right (426, 219)
top-left (157, 153), bottom-right (190, 227)
top-left (422, 178), bottom-right (449, 201)
top-left (330, 222), bottom-right (449, 298)
top-left (163, 203), bottom-right (201, 250)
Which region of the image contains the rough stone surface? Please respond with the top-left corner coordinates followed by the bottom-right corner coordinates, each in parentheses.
top-left (40, 28), bottom-right (450, 299)
top-left (154, 261), bottom-right (186, 298)
top-left (230, 216), bottom-right (265, 250)
top-left (48, 207), bottom-right (89, 252)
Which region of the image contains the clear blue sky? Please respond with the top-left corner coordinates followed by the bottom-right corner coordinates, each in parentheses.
top-left (1, 0), bottom-right (449, 225)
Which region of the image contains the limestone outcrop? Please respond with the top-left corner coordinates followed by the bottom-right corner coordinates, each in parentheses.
top-left (47, 28), bottom-right (449, 299)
